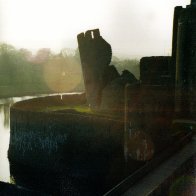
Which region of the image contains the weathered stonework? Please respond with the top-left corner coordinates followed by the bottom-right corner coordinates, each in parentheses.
top-left (77, 29), bottom-right (112, 109)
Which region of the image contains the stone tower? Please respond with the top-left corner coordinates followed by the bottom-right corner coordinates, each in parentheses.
top-left (77, 29), bottom-right (112, 109)
top-left (175, 0), bottom-right (196, 118)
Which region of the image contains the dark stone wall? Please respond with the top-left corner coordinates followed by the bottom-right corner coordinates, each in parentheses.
top-left (175, 5), bottom-right (196, 118)
top-left (140, 56), bottom-right (174, 86)
top-left (8, 95), bottom-right (125, 194)
top-left (126, 84), bottom-right (175, 154)
top-left (9, 108), bottom-right (124, 170)
top-left (0, 181), bottom-right (49, 196)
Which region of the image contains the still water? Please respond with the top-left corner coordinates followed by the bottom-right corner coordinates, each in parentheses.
top-left (0, 95), bottom-right (58, 183)
top-left (0, 98), bottom-right (12, 182)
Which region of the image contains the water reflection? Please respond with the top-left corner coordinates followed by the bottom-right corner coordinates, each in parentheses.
top-left (0, 99), bottom-right (14, 128)
top-left (0, 99), bottom-right (14, 182)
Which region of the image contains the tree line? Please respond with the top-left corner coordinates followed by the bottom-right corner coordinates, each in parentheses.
top-left (0, 43), bottom-right (139, 97)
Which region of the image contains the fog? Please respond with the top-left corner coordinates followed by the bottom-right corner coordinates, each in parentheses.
top-left (0, 0), bottom-right (191, 58)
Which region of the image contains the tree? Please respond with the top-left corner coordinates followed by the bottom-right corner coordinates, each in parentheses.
top-left (34, 48), bottom-right (51, 64)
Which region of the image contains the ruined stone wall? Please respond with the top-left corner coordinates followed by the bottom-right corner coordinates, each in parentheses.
top-left (175, 5), bottom-right (196, 118)
top-left (8, 95), bottom-right (124, 181)
top-left (140, 56), bottom-right (174, 86)
top-left (77, 29), bottom-right (112, 108)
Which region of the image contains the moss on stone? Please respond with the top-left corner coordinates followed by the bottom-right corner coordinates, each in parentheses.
top-left (40, 104), bottom-right (93, 113)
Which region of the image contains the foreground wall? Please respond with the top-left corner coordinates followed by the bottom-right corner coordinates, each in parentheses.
top-left (8, 94), bottom-right (126, 194)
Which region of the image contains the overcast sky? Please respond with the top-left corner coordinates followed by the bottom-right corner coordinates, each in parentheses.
top-left (0, 0), bottom-right (191, 58)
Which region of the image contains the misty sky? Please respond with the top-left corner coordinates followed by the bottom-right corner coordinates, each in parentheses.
top-left (0, 0), bottom-right (191, 58)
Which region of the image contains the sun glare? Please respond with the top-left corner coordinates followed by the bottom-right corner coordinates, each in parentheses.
top-left (1, 0), bottom-right (109, 51)
top-left (0, 0), bottom-right (191, 56)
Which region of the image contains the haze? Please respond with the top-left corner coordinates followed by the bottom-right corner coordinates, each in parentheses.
top-left (0, 0), bottom-right (190, 58)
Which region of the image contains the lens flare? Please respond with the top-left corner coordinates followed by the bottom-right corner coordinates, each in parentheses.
top-left (43, 57), bottom-right (82, 92)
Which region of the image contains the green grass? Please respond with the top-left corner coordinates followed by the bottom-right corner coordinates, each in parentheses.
top-left (40, 104), bottom-right (93, 113)
top-left (37, 103), bottom-right (124, 121)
